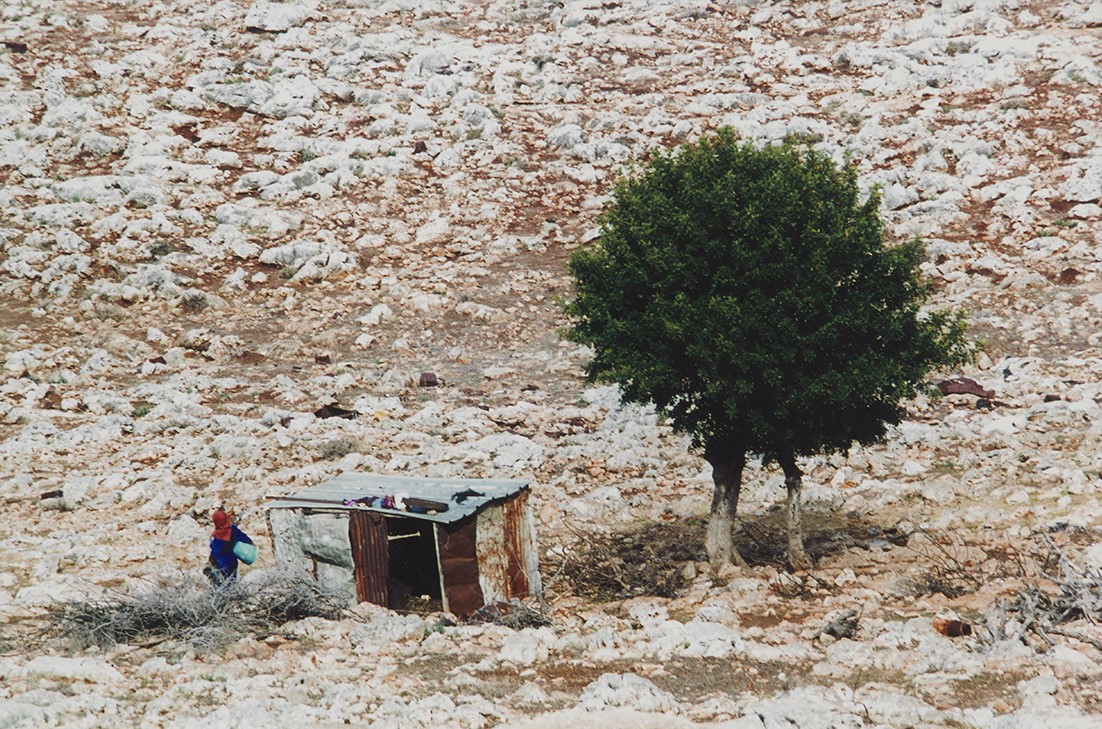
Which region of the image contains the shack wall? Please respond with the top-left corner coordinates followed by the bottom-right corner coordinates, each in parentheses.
top-left (475, 493), bottom-right (541, 603)
top-left (437, 517), bottom-right (484, 617)
top-left (503, 490), bottom-right (537, 598)
top-left (268, 509), bottom-right (357, 603)
top-left (518, 490), bottom-right (542, 597)
top-left (475, 504), bottom-right (509, 604)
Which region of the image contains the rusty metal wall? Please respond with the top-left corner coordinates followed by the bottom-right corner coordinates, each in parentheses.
top-left (475, 505), bottom-right (508, 603)
top-left (348, 510), bottom-right (388, 607)
top-left (502, 491), bottom-right (531, 598)
top-left (438, 516), bottom-right (484, 618)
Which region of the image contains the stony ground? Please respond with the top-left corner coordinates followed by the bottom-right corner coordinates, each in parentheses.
top-left (2, 0), bottom-right (1102, 726)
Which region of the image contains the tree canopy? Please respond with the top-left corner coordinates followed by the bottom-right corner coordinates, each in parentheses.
top-left (566, 128), bottom-right (968, 569)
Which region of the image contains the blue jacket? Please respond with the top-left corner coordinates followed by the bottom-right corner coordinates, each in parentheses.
top-left (209, 525), bottom-right (253, 579)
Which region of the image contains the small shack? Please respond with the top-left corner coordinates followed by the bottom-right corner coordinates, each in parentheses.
top-left (266, 473), bottom-right (541, 617)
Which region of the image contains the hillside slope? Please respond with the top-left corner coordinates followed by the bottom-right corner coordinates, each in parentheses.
top-left (2, 0), bottom-right (1102, 726)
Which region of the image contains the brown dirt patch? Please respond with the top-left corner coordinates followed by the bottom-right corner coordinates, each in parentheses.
top-left (546, 509), bottom-right (911, 601)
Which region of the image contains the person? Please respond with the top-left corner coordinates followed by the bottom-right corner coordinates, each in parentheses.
top-left (205, 509), bottom-right (254, 587)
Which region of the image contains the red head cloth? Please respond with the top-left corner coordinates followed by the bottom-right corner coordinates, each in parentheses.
top-left (212, 510), bottom-right (232, 541)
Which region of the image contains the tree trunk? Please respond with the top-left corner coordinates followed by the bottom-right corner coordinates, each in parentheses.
top-left (777, 452), bottom-right (812, 570)
top-left (704, 446), bottom-right (748, 572)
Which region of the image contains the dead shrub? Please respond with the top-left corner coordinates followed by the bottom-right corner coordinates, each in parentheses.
top-left (981, 530), bottom-right (1102, 652)
top-left (897, 533), bottom-right (980, 598)
top-left (48, 571), bottom-right (347, 653)
top-left (900, 528), bottom-right (1028, 599)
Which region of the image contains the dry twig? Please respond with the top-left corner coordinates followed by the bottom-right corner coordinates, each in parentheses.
top-left (903, 528), bottom-right (984, 598)
top-left (543, 518), bottom-right (701, 601)
top-left (980, 530), bottom-right (1102, 651)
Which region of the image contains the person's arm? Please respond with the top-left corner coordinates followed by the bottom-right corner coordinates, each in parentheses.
top-left (231, 525), bottom-right (254, 545)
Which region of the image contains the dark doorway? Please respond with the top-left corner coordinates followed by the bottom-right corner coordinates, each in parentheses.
top-left (384, 517), bottom-right (442, 611)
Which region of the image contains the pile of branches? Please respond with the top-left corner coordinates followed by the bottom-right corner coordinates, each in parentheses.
top-left (981, 531), bottom-right (1102, 652)
top-left (545, 519), bottom-right (703, 601)
top-left (49, 571), bottom-right (347, 653)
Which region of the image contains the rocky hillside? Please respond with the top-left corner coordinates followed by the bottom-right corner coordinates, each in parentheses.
top-left (2, 0), bottom-right (1102, 726)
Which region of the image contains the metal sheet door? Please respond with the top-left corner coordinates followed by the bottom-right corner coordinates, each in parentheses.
top-left (348, 510), bottom-right (388, 606)
top-left (438, 516), bottom-right (485, 618)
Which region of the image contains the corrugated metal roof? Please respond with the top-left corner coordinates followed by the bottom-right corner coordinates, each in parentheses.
top-left (265, 472), bottom-right (531, 524)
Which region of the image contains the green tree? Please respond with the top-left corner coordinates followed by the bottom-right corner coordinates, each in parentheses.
top-left (565, 129), bottom-right (968, 570)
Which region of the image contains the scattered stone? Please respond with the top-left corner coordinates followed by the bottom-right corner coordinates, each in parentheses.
top-left (579, 673), bottom-right (681, 714)
top-left (933, 618), bottom-right (973, 638)
top-left (822, 610), bottom-right (859, 640)
top-left (20, 656), bottom-right (123, 683)
top-left (314, 404), bottom-right (356, 419)
top-left (937, 377), bottom-right (995, 399)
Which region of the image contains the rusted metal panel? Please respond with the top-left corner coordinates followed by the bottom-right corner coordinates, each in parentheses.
top-left (475, 505), bottom-right (509, 604)
top-left (438, 516), bottom-right (484, 618)
top-left (502, 492), bottom-right (531, 598)
top-left (348, 510), bottom-right (388, 607)
top-left (521, 493), bottom-right (543, 598)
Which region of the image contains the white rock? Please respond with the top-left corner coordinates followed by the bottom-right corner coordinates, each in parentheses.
top-left (349, 612), bottom-right (426, 649)
top-left (415, 217), bottom-right (450, 244)
top-left (579, 673), bottom-right (681, 713)
top-left (1044, 644), bottom-right (1098, 675)
top-left (14, 577), bottom-right (90, 606)
top-left (456, 301), bottom-right (506, 322)
top-left (20, 656), bottom-right (124, 683)
top-left (1081, 542), bottom-right (1102, 571)
top-left (901, 460), bottom-right (927, 476)
top-left (460, 432), bottom-right (545, 470)
top-left (258, 75), bottom-right (320, 119)
top-left (52, 176), bottom-right (125, 204)
top-left (244, 0), bottom-right (318, 32)
top-left (648, 619), bottom-right (745, 658)
top-left (0, 702), bottom-right (49, 728)
top-left (1068, 203), bottom-right (1102, 219)
top-left (511, 709), bottom-right (698, 729)
top-left (166, 514), bottom-right (206, 547)
top-left (358, 304), bottom-right (392, 326)
top-left (352, 395), bottom-right (405, 417)
top-left (498, 627), bottom-right (557, 665)
top-left (628, 602), bottom-right (668, 629)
